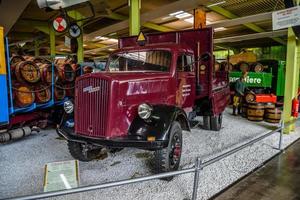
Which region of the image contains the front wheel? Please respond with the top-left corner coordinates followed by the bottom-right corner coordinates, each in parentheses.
top-left (68, 141), bottom-right (102, 162)
top-left (154, 121), bottom-right (182, 180)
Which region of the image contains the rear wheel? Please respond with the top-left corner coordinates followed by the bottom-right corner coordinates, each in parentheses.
top-left (68, 141), bottom-right (102, 162)
top-left (210, 113), bottom-right (223, 131)
top-left (154, 122), bottom-right (182, 180)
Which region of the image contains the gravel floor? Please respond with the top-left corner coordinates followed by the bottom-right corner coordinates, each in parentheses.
top-left (1, 108), bottom-right (300, 200)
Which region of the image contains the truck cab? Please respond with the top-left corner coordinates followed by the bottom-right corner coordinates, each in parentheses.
top-left (57, 28), bottom-right (230, 175)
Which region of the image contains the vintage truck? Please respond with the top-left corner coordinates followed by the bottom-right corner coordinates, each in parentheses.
top-left (57, 28), bottom-right (230, 174)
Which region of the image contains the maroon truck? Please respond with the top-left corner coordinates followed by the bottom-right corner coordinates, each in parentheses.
top-left (58, 28), bottom-right (230, 174)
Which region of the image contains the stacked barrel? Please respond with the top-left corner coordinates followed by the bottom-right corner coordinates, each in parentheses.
top-left (10, 56), bottom-right (82, 108)
top-left (242, 94), bottom-right (282, 123)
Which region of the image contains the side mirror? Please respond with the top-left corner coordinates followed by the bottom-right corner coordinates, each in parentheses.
top-left (200, 53), bottom-right (210, 62)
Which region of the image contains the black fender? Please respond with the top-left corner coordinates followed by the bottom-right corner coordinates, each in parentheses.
top-left (128, 104), bottom-right (190, 142)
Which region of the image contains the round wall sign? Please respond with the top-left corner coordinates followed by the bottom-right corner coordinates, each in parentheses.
top-left (53, 16), bottom-right (68, 33)
top-left (69, 23), bottom-right (81, 38)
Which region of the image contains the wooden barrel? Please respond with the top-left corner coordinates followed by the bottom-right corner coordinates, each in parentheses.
top-left (33, 58), bottom-right (51, 65)
top-left (15, 61), bottom-right (41, 83)
top-left (238, 61), bottom-right (249, 73)
top-left (10, 56), bottom-right (25, 71)
top-left (264, 108), bottom-right (282, 123)
top-left (83, 66), bottom-right (93, 74)
top-left (265, 103), bottom-right (275, 109)
top-left (23, 56), bottom-right (35, 61)
top-left (14, 85), bottom-right (35, 107)
top-left (245, 93), bottom-right (255, 103)
top-left (34, 85), bottom-right (51, 103)
top-left (241, 104), bottom-right (248, 118)
top-left (220, 61), bottom-right (233, 71)
top-left (65, 83), bottom-right (75, 97)
top-left (247, 103), bottom-right (265, 121)
top-left (251, 62), bottom-right (264, 73)
top-left (56, 63), bottom-right (76, 82)
top-left (54, 85), bottom-right (66, 101)
top-left (214, 62), bottom-right (221, 72)
top-left (37, 63), bottom-right (52, 84)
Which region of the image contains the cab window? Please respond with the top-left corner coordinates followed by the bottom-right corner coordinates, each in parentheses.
top-left (177, 54), bottom-right (193, 72)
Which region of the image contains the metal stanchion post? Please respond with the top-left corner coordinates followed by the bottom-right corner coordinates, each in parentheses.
top-left (192, 157), bottom-right (202, 200)
top-left (279, 120), bottom-right (284, 151)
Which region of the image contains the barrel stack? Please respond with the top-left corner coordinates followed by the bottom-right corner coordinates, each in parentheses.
top-left (10, 55), bottom-right (82, 108)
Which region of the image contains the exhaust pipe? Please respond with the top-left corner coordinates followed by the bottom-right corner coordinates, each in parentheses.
top-left (0, 127), bottom-right (32, 143)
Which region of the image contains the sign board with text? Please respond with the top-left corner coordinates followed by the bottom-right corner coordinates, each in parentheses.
top-left (273, 6), bottom-right (300, 30)
top-left (44, 160), bottom-right (79, 192)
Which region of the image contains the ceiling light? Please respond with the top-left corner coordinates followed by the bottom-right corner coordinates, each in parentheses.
top-left (108, 48), bottom-right (115, 51)
top-left (214, 27), bottom-right (227, 32)
top-left (95, 36), bottom-right (108, 40)
top-left (206, 20), bottom-right (212, 25)
top-left (207, 1), bottom-right (226, 8)
top-left (169, 10), bottom-right (184, 16)
top-left (107, 38), bottom-right (118, 43)
top-left (83, 44), bottom-right (87, 47)
top-left (184, 17), bottom-right (194, 24)
top-left (175, 12), bottom-right (192, 19)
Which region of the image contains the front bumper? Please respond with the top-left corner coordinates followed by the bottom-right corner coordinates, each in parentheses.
top-left (57, 127), bottom-right (167, 150)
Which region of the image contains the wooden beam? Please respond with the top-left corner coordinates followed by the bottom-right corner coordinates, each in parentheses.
top-left (214, 29), bottom-right (287, 44)
top-left (85, 0), bottom-right (209, 41)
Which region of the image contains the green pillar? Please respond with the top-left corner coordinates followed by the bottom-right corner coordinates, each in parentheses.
top-left (77, 21), bottom-right (84, 63)
top-left (129, 0), bottom-right (140, 36)
top-left (34, 40), bottom-right (39, 57)
top-left (283, 28), bottom-right (300, 133)
top-left (49, 27), bottom-right (56, 58)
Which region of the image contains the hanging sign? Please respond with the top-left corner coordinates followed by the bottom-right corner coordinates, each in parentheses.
top-left (136, 31), bottom-right (146, 46)
top-left (273, 6), bottom-right (300, 30)
top-left (69, 23), bottom-right (82, 38)
top-left (53, 16), bottom-right (68, 33)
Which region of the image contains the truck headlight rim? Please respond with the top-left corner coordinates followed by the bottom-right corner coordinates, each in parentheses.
top-left (64, 100), bottom-right (74, 114)
top-left (138, 103), bottom-right (153, 120)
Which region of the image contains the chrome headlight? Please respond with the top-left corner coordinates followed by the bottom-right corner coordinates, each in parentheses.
top-left (138, 103), bottom-right (153, 120)
top-left (64, 100), bottom-right (74, 114)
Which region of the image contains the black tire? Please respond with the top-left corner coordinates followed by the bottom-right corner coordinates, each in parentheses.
top-left (67, 141), bottom-right (102, 162)
top-left (154, 122), bottom-right (182, 181)
top-left (203, 116), bottom-right (211, 130)
top-left (210, 113), bottom-right (223, 131)
top-left (108, 147), bottom-right (124, 154)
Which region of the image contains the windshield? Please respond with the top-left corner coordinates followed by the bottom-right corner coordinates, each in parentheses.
top-left (107, 50), bottom-right (172, 72)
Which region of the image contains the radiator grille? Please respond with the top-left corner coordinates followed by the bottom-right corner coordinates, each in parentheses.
top-left (75, 77), bottom-right (109, 137)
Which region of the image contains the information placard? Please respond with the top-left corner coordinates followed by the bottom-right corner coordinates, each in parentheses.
top-left (273, 6), bottom-right (300, 30)
top-left (44, 160), bottom-right (79, 192)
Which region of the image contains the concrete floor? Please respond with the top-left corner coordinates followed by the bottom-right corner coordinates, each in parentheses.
top-left (214, 139), bottom-right (300, 200)
top-left (1, 109), bottom-right (300, 200)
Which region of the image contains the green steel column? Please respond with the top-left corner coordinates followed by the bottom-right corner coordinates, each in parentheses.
top-left (34, 40), bottom-right (39, 57)
top-left (77, 21), bottom-right (84, 63)
top-left (283, 28), bottom-right (300, 133)
top-left (49, 27), bottom-right (55, 58)
top-left (129, 0), bottom-right (140, 36)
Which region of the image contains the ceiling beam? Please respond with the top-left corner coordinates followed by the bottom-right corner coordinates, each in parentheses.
top-left (208, 11), bottom-right (272, 28)
top-left (208, 5), bottom-right (286, 45)
top-left (84, 0), bottom-right (209, 41)
top-left (0, 0), bottom-right (31, 34)
top-left (214, 29), bottom-right (288, 44)
top-left (105, 13), bottom-right (176, 32)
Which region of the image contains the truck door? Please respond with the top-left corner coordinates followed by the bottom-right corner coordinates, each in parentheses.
top-left (176, 54), bottom-right (196, 108)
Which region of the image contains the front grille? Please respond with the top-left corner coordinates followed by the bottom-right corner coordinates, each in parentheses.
top-left (75, 77), bottom-right (109, 137)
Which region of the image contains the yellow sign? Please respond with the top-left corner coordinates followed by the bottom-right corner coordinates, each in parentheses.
top-left (137, 31), bottom-right (146, 42)
top-left (44, 160), bottom-right (79, 192)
